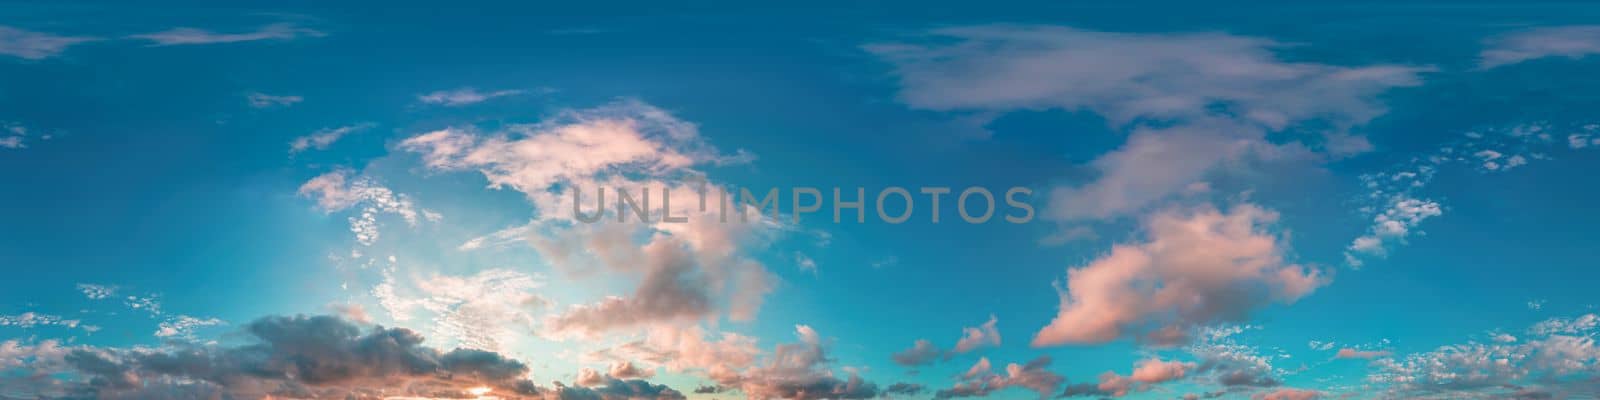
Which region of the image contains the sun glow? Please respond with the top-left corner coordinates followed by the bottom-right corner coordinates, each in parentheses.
top-left (467, 387), bottom-right (492, 397)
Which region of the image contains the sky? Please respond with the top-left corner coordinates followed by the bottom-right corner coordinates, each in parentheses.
top-left (4, 2), bottom-right (1600, 400)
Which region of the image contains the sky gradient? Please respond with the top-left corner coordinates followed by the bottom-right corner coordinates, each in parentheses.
top-left (5, 2), bottom-right (1600, 400)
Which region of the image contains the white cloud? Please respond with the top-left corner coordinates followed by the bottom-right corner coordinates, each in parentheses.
top-left (76, 283), bottom-right (116, 300)
top-left (0, 122), bottom-right (52, 149)
top-left (1033, 204), bottom-right (1325, 346)
top-left (130, 23), bottom-right (324, 46)
top-left (795, 251), bottom-right (818, 274)
top-left (417, 87), bottom-right (527, 106)
top-left (1368, 312), bottom-right (1600, 398)
top-left (0, 313), bottom-right (82, 330)
top-left (1345, 122), bottom-right (1597, 267)
top-left (123, 294), bottom-right (162, 316)
top-left (1346, 196), bottom-right (1443, 260)
top-left (298, 169), bottom-right (429, 246)
top-left (1480, 26), bottom-right (1600, 69)
top-left (869, 25), bottom-right (1427, 222)
top-left (0, 26), bottom-right (96, 60)
top-left (289, 123), bottom-right (375, 154)
top-left (372, 268), bottom-right (547, 353)
top-left (153, 315), bottom-right (225, 339)
top-left (246, 92), bottom-right (302, 108)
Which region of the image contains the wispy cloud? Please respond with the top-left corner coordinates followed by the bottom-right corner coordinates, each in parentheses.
top-left (1480, 26), bottom-right (1600, 69)
top-left (0, 26), bottom-right (96, 60)
top-left (288, 122), bottom-right (375, 154)
top-left (1, 122), bottom-right (53, 150)
top-left (129, 23), bottom-right (324, 46)
top-left (417, 87), bottom-right (527, 106)
top-left (245, 92), bottom-right (302, 108)
top-left (869, 25), bottom-right (1428, 223)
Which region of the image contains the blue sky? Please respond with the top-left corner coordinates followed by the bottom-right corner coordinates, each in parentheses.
top-left (5, 2), bottom-right (1600, 400)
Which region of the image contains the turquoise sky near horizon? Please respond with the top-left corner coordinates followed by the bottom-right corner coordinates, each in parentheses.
top-left (5, 2), bottom-right (1600, 400)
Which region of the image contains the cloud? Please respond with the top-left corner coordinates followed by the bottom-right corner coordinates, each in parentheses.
top-left (1362, 312), bottom-right (1600, 398)
top-left (76, 283), bottom-right (116, 300)
top-left (796, 251), bottom-right (818, 274)
top-left (584, 324), bottom-right (760, 377)
top-left (870, 25), bottom-right (1427, 222)
top-left (1058, 357), bottom-right (1195, 398)
top-left (575, 362), bottom-right (659, 388)
top-left (400, 99), bottom-right (748, 211)
top-left (541, 235), bottom-right (718, 338)
top-left (590, 325), bottom-right (881, 400)
top-left (1251, 388), bottom-right (1322, 400)
top-left (246, 92), bottom-right (302, 108)
top-left (1333, 348), bottom-right (1392, 360)
top-left (951, 315), bottom-right (1002, 354)
top-left (152, 315), bottom-right (225, 339)
top-left (0, 313), bottom-right (85, 331)
top-left (0, 313), bottom-right (695, 400)
top-left (1032, 204), bottom-right (1325, 346)
top-left (606, 361), bottom-right (656, 379)
top-left (6, 315), bottom-right (546, 398)
top-left (891, 315), bottom-right (1002, 367)
top-left (0, 26), bottom-right (96, 60)
top-left (933, 356), bottom-right (1063, 399)
top-left (403, 100), bottom-right (773, 338)
top-left (1480, 26), bottom-right (1600, 69)
top-left (122, 294), bottom-right (162, 317)
top-left (1345, 196), bottom-right (1443, 260)
top-left (418, 87), bottom-right (527, 106)
top-left (298, 169), bottom-right (430, 246)
top-left (1185, 326), bottom-right (1284, 389)
top-left (1345, 122), bottom-right (1597, 267)
top-left (327, 302), bottom-right (372, 324)
top-left (881, 382), bottom-right (925, 397)
top-left (289, 123), bottom-right (375, 154)
top-left (553, 377), bottom-right (687, 400)
top-left (129, 23), bottom-right (324, 46)
top-left (372, 268), bottom-right (547, 353)
top-left (1129, 358), bottom-right (1196, 383)
top-left (708, 325), bottom-right (882, 400)
top-left (1, 121), bottom-right (53, 149)
top-left (890, 339), bottom-right (941, 367)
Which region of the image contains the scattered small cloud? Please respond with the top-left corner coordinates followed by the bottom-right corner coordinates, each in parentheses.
top-left (0, 122), bottom-right (52, 149)
top-left (153, 315), bottom-right (225, 339)
top-left (298, 169), bottom-right (429, 246)
top-left (0, 312), bottom-right (83, 330)
top-left (289, 123), bottom-right (375, 154)
top-left (795, 252), bottom-right (818, 274)
top-left (129, 23), bottom-right (324, 46)
top-left (122, 294), bottom-right (162, 317)
top-left (75, 283), bottom-right (116, 300)
top-left (417, 87), bottom-right (526, 106)
top-left (0, 25), bottom-right (96, 60)
top-left (870, 256), bottom-right (899, 269)
top-left (246, 92), bottom-right (302, 108)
